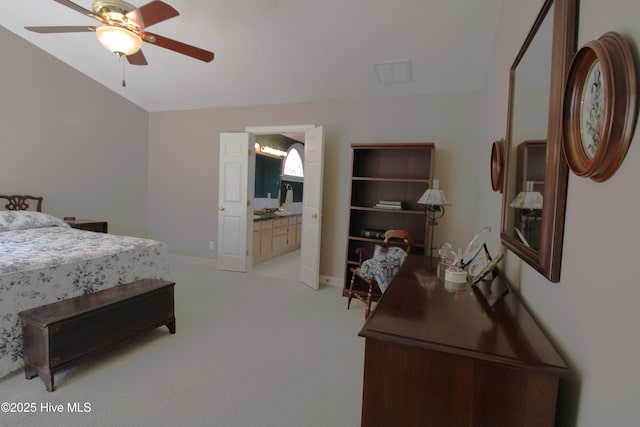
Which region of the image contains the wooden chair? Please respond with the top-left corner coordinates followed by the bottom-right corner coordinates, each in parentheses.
top-left (347, 229), bottom-right (413, 318)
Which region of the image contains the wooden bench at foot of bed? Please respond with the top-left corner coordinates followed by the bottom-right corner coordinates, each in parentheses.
top-left (18, 278), bottom-right (176, 391)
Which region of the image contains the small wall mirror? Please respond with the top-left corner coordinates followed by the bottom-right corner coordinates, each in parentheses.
top-left (500, 0), bottom-right (576, 282)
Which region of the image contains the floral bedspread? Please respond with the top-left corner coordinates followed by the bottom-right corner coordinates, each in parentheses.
top-left (0, 211), bottom-right (169, 379)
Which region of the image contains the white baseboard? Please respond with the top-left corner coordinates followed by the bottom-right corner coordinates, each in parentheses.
top-left (170, 253), bottom-right (343, 289)
top-left (319, 275), bottom-right (343, 288)
top-left (169, 253), bottom-right (217, 268)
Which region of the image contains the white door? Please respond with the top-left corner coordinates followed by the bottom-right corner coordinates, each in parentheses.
top-left (300, 126), bottom-right (324, 289)
top-left (217, 132), bottom-right (255, 272)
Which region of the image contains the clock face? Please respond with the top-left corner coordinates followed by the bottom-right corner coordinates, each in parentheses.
top-left (579, 60), bottom-right (605, 160)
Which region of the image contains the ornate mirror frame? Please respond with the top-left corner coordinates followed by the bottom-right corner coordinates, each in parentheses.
top-left (500, 0), bottom-right (577, 282)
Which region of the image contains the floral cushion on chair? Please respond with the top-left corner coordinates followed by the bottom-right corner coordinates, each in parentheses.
top-left (373, 244), bottom-right (389, 257)
top-left (360, 247), bottom-right (408, 293)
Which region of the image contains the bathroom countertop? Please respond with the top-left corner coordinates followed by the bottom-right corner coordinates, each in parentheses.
top-left (253, 212), bottom-right (301, 221)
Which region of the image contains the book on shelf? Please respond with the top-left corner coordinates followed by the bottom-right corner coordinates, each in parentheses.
top-left (373, 202), bottom-right (403, 210)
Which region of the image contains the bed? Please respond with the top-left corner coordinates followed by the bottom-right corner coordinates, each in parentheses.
top-left (0, 195), bottom-right (169, 379)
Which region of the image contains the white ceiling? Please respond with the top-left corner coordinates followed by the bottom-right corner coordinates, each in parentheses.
top-left (1, 0), bottom-right (503, 112)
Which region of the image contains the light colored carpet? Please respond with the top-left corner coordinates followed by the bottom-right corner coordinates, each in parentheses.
top-left (0, 254), bottom-right (366, 427)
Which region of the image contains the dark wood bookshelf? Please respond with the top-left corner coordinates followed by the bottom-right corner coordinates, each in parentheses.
top-left (344, 143), bottom-right (435, 297)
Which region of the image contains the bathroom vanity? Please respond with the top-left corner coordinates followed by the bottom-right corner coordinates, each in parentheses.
top-left (253, 212), bottom-right (302, 264)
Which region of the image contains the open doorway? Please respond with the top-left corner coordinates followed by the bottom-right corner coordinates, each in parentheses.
top-left (247, 125), bottom-right (311, 282)
top-left (218, 125), bottom-right (323, 289)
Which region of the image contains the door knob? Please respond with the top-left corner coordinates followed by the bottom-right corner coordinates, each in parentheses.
top-left (312, 213), bottom-right (318, 219)
top-left (219, 206), bottom-right (225, 211)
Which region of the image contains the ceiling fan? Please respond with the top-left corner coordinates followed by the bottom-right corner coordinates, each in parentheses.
top-left (25, 0), bottom-right (214, 66)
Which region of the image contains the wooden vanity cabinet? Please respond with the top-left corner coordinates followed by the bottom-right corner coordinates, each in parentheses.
top-left (253, 227), bottom-right (259, 256)
top-left (253, 214), bottom-right (301, 264)
top-left (272, 218), bottom-right (289, 252)
top-left (260, 220), bottom-right (273, 258)
top-left (287, 217), bottom-right (297, 250)
top-left (253, 219), bottom-right (273, 262)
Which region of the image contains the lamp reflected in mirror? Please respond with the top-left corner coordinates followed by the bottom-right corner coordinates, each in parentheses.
top-left (417, 179), bottom-right (451, 258)
top-left (510, 181), bottom-right (543, 249)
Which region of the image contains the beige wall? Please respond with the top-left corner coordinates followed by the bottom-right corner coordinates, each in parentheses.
top-left (148, 93), bottom-right (483, 275)
top-left (478, 0), bottom-right (640, 426)
top-left (0, 26), bottom-right (149, 237)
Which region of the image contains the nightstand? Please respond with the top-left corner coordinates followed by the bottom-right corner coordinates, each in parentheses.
top-left (68, 220), bottom-right (108, 233)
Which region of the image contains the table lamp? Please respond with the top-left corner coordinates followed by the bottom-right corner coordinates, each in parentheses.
top-left (417, 179), bottom-right (451, 258)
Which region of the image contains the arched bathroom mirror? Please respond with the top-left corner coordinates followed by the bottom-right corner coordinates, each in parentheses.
top-left (500, 0), bottom-right (576, 282)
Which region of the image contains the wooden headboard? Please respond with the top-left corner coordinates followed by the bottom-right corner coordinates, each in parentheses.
top-left (0, 195), bottom-right (43, 212)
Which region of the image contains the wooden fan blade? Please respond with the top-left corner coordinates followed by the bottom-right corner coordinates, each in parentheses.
top-left (134, 1), bottom-right (179, 28)
top-left (53, 0), bottom-right (107, 23)
top-left (142, 32), bottom-right (214, 62)
top-left (25, 26), bottom-right (96, 34)
top-left (127, 50), bottom-right (148, 66)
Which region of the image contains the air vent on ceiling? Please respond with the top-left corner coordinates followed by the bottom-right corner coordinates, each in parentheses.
top-left (373, 59), bottom-right (413, 84)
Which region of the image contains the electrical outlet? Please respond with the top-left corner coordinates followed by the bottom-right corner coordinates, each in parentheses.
top-left (209, 241), bottom-right (215, 250)
top-left (320, 275), bottom-right (334, 286)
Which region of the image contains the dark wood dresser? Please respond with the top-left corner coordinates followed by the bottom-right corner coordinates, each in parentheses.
top-left (358, 255), bottom-right (569, 427)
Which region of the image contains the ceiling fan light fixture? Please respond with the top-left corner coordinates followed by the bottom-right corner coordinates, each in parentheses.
top-left (95, 25), bottom-right (141, 56)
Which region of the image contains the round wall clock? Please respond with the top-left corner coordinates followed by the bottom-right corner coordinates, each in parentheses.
top-left (562, 32), bottom-right (637, 182)
top-left (490, 139), bottom-right (506, 192)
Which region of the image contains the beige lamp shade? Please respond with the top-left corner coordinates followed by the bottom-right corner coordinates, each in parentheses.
top-left (417, 179), bottom-right (451, 206)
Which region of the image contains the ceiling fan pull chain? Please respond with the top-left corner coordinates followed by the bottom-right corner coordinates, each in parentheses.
top-left (121, 54), bottom-right (126, 87)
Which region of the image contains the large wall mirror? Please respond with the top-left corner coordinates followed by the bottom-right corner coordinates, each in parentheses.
top-left (500, 0), bottom-right (576, 282)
